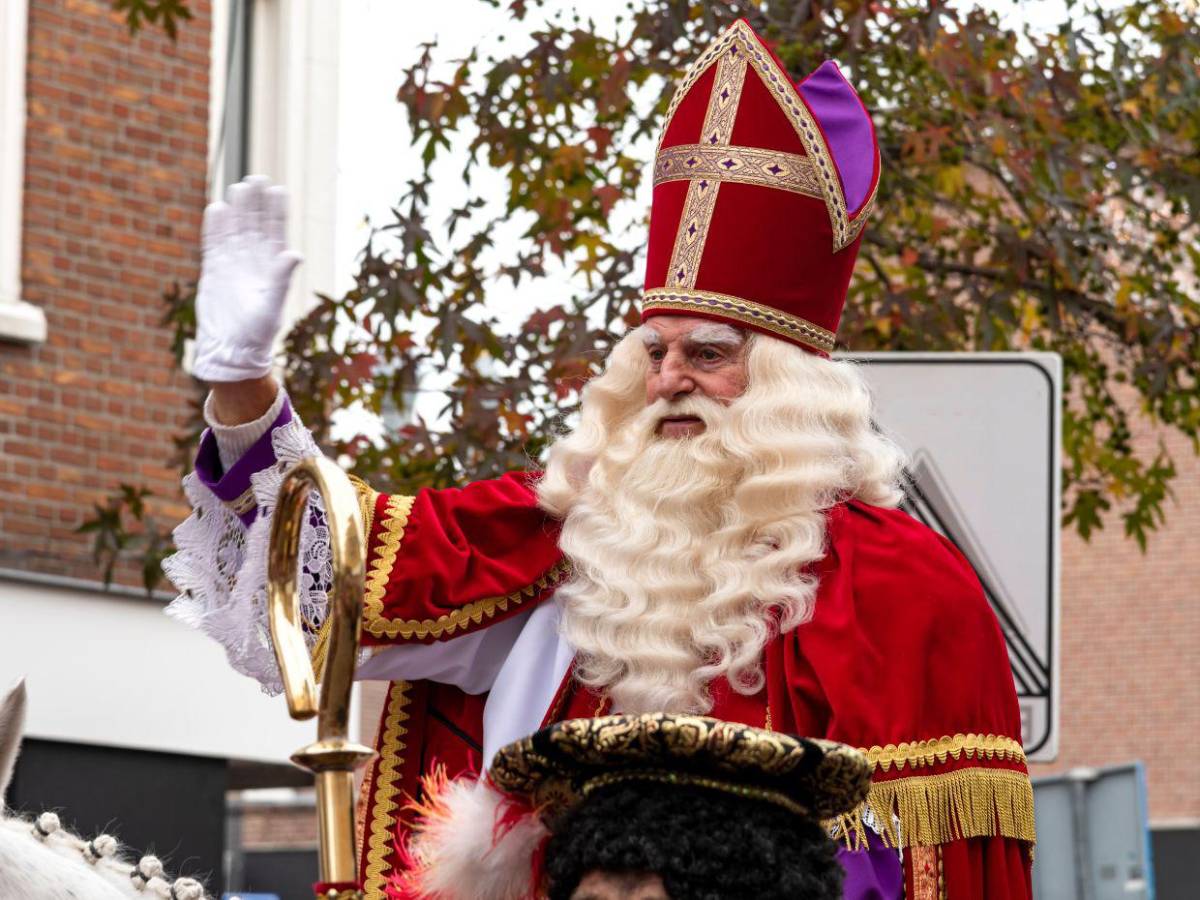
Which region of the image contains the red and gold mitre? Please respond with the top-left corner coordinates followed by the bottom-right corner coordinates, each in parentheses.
top-left (641, 20), bottom-right (880, 355)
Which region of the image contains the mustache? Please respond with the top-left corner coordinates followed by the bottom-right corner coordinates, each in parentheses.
top-left (643, 395), bottom-right (727, 429)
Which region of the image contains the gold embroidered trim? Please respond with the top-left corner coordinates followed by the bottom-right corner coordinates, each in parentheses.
top-left (655, 144), bottom-right (821, 198)
top-left (666, 177), bottom-right (721, 290)
top-left (360, 493), bottom-right (415, 638)
top-left (659, 20), bottom-right (874, 252)
top-left (583, 769), bottom-right (809, 817)
top-left (831, 767), bottom-right (1036, 849)
top-left (701, 47), bottom-right (745, 146)
top-left (361, 492), bottom-right (570, 640)
top-left (642, 287), bottom-right (836, 353)
top-left (348, 474), bottom-right (379, 542)
top-left (664, 47), bottom-right (747, 290)
top-left (224, 486), bottom-right (256, 515)
top-left (862, 733), bottom-right (1027, 773)
top-left (910, 845), bottom-right (942, 900)
top-left (362, 680), bottom-right (412, 897)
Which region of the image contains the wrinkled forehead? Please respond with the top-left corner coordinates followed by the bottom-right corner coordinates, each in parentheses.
top-left (640, 318), bottom-right (746, 348)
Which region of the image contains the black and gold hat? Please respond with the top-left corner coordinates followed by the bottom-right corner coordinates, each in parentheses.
top-left (489, 713), bottom-right (870, 821)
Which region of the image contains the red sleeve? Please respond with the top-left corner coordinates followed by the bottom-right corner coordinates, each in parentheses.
top-left (354, 471), bottom-right (566, 646)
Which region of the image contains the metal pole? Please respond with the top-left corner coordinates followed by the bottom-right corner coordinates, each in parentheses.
top-left (267, 457), bottom-right (374, 891)
top-left (1068, 768), bottom-right (1097, 900)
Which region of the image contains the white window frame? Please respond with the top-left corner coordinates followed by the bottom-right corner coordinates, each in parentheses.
top-left (0, 0), bottom-right (47, 344)
top-left (247, 0), bottom-right (341, 330)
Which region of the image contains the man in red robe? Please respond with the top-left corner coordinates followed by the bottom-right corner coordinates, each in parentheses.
top-left (166, 20), bottom-right (1034, 899)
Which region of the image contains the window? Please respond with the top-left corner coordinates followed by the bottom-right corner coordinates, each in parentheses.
top-left (0, 0), bottom-right (47, 344)
top-left (208, 0), bottom-right (254, 195)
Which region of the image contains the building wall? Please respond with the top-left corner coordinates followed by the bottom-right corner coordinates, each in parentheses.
top-left (1030, 423), bottom-right (1200, 825)
top-left (0, 0), bottom-right (210, 585)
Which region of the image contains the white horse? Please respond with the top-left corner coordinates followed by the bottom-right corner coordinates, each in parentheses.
top-left (0, 680), bottom-right (209, 900)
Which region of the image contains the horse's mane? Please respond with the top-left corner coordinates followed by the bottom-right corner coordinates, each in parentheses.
top-left (0, 809), bottom-right (208, 899)
top-left (0, 679), bottom-right (209, 899)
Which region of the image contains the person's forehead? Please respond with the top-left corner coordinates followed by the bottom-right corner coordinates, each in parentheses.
top-left (571, 870), bottom-right (669, 900)
top-left (643, 316), bottom-right (744, 345)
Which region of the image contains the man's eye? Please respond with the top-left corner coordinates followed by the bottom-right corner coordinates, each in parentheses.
top-left (649, 349), bottom-right (665, 362)
top-left (697, 348), bottom-right (721, 361)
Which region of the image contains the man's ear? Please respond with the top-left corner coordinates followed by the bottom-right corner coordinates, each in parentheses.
top-left (0, 678), bottom-right (27, 807)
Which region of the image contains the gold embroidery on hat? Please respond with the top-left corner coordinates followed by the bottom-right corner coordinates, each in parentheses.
top-left (581, 769), bottom-right (810, 817)
top-left (657, 21), bottom-right (875, 252)
top-left (655, 144), bottom-right (822, 198)
top-left (664, 46), bottom-right (748, 291)
top-left (642, 287), bottom-right (836, 354)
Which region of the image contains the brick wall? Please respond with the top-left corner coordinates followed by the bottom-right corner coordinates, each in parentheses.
top-left (0, 0), bottom-right (211, 586)
top-left (240, 802), bottom-right (319, 850)
top-left (1030, 423), bottom-right (1200, 823)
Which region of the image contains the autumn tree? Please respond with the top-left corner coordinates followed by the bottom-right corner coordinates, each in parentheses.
top-left (92, 0), bottom-right (1200, 586)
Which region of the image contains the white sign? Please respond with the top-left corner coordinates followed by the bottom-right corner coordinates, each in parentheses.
top-left (850, 353), bottom-right (1061, 761)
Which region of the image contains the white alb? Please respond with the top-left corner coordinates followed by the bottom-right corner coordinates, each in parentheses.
top-left (163, 417), bottom-right (333, 694)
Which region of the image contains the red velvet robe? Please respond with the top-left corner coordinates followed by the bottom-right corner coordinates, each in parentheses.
top-left (349, 472), bottom-right (1034, 898)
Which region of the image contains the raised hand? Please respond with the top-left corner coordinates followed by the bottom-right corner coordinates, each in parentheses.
top-left (192, 175), bottom-right (303, 384)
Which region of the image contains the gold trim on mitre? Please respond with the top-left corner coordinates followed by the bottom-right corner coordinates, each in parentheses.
top-left (656, 20), bottom-right (874, 253)
top-left (655, 143), bottom-right (823, 199)
top-left (642, 287), bottom-right (837, 353)
top-left (663, 46), bottom-right (749, 291)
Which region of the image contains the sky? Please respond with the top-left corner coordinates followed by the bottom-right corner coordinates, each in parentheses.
top-left (325, 0), bottom-right (1080, 435)
top-left (331, 0), bottom-right (1079, 292)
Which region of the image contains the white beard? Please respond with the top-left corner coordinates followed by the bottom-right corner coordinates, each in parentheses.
top-left (538, 330), bottom-right (906, 716)
top-left (555, 394), bottom-right (821, 715)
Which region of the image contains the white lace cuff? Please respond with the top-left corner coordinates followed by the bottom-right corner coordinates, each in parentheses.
top-left (164, 415), bottom-right (335, 694)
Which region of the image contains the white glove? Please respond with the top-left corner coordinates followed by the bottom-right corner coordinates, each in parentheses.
top-left (192, 175), bottom-right (303, 383)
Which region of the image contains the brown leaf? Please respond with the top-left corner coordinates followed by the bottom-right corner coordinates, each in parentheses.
top-left (587, 126), bottom-right (613, 157)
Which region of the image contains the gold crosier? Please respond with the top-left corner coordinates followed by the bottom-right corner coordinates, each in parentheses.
top-left (267, 457), bottom-right (375, 899)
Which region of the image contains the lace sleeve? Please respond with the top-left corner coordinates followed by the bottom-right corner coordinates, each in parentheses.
top-left (163, 419), bottom-right (334, 694)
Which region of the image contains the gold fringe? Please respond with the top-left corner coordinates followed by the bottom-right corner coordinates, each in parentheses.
top-left (831, 767), bottom-right (1036, 850)
top-left (862, 733), bottom-right (1026, 773)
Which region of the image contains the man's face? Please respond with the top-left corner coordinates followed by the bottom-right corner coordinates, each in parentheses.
top-left (570, 871), bottom-right (670, 900)
top-left (642, 316), bottom-right (749, 439)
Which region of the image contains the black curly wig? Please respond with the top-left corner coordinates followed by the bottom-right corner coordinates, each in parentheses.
top-left (542, 780), bottom-right (843, 900)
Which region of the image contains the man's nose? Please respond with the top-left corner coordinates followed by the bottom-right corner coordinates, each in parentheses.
top-left (654, 355), bottom-right (696, 401)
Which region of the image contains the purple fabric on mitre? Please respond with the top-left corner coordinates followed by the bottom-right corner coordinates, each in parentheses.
top-left (836, 842), bottom-right (905, 899)
top-left (194, 398), bottom-right (293, 527)
top-left (797, 60), bottom-right (878, 216)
